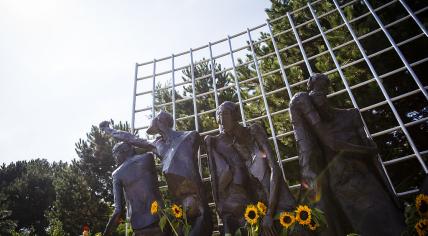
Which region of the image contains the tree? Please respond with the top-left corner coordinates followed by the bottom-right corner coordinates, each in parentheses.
top-left (0, 159), bottom-right (56, 235)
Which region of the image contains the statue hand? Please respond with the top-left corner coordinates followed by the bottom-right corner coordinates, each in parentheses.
top-left (99, 121), bottom-right (111, 131)
top-left (262, 215), bottom-right (276, 236)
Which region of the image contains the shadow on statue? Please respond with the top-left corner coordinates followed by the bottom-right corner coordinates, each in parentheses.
top-left (100, 111), bottom-right (213, 236)
top-left (290, 73), bottom-right (405, 235)
top-left (205, 101), bottom-right (302, 236)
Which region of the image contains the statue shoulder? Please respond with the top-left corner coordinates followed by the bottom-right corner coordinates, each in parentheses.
top-left (290, 92), bottom-right (310, 106)
top-left (249, 123), bottom-right (268, 139)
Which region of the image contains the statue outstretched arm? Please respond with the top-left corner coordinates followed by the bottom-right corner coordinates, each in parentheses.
top-left (103, 177), bottom-right (125, 236)
top-left (99, 121), bottom-right (155, 151)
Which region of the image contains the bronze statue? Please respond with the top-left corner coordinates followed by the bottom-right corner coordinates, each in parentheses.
top-left (205, 101), bottom-right (298, 236)
top-left (290, 73), bottom-right (405, 235)
top-left (103, 142), bottom-right (165, 236)
top-left (100, 111), bottom-right (213, 236)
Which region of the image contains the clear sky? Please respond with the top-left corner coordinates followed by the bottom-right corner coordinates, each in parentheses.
top-left (0, 0), bottom-right (271, 164)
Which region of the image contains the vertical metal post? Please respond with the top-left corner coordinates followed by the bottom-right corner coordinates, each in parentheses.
top-left (209, 43), bottom-right (220, 108)
top-left (190, 48), bottom-right (202, 176)
top-left (266, 20), bottom-right (293, 99)
top-left (287, 12), bottom-right (313, 76)
top-left (307, 3), bottom-right (359, 109)
top-left (362, 0), bottom-right (428, 101)
top-left (131, 63), bottom-right (138, 133)
top-left (189, 49), bottom-right (199, 131)
top-left (171, 54), bottom-right (177, 130)
top-left (227, 35), bottom-right (247, 127)
top-left (308, 2), bottom-right (397, 195)
top-left (247, 28), bottom-right (288, 182)
top-left (209, 42), bottom-right (221, 132)
top-left (399, 0), bottom-right (428, 37)
top-left (152, 59), bottom-right (157, 119)
top-left (333, 0), bottom-right (428, 175)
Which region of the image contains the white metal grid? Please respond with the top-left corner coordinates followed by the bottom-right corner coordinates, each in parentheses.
top-left (131, 0), bottom-right (428, 231)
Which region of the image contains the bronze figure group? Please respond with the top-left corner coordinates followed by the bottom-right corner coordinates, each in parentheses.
top-left (101, 73), bottom-right (406, 236)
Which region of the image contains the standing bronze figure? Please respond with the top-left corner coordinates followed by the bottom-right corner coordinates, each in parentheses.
top-left (205, 101), bottom-right (298, 236)
top-left (290, 73), bottom-right (405, 235)
top-left (100, 111), bottom-right (213, 236)
top-left (103, 142), bottom-right (165, 236)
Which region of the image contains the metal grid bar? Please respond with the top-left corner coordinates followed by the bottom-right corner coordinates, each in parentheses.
top-left (362, 0), bottom-right (428, 101)
top-left (247, 28), bottom-right (288, 182)
top-left (172, 54), bottom-right (177, 129)
top-left (208, 43), bottom-right (220, 109)
top-left (332, 0), bottom-right (428, 174)
top-left (227, 36), bottom-right (247, 126)
top-left (287, 12), bottom-right (313, 75)
top-left (399, 0), bottom-right (428, 37)
top-left (131, 63), bottom-right (138, 133)
top-left (151, 59), bottom-right (157, 119)
top-left (266, 20), bottom-right (293, 99)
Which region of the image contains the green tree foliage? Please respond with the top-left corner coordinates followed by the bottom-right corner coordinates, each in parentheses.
top-left (0, 159), bottom-right (56, 235)
top-left (46, 164), bottom-right (110, 235)
top-left (74, 121), bottom-right (133, 204)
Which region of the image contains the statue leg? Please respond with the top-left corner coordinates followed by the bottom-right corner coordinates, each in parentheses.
top-left (222, 214), bottom-right (241, 236)
top-left (183, 195), bottom-right (213, 236)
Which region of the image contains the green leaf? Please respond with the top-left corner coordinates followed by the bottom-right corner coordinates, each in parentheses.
top-left (233, 228), bottom-right (241, 236)
top-left (159, 216), bottom-right (167, 232)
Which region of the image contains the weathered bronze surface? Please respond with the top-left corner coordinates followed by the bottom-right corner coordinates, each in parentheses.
top-left (103, 142), bottom-right (164, 236)
top-left (101, 112), bottom-right (213, 236)
top-left (205, 101), bottom-right (298, 236)
top-left (290, 73), bottom-right (405, 235)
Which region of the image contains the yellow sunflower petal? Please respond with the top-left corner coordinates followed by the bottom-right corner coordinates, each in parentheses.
top-left (416, 194), bottom-right (428, 218)
top-left (151, 201), bottom-right (158, 215)
top-left (244, 204), bottom-right (259, 225)
top-left (172, 204), bottom-right (183, 218)
top-left (279, 211), bottom-right (295, 229)
top-left (295, 205), bottom-right (312, 226)
top-left (257, 202), bottom-right (267, 216)
top-left (415, 219), bottom-right (428, 236)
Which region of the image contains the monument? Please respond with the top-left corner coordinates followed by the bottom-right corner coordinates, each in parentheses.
top-left (290, 73), bottom-right (405, 235)
top-left (205, 101), bottom-right (299, 236)
top-left (100, 111), bottom-right (213, 236)
top-left (103, 142), bottom-right (165, 236)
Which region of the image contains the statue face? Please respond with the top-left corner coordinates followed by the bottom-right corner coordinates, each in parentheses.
top-left (218, 109), bottom-right (235, 133)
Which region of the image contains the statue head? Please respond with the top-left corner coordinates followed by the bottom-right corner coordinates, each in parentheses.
top-left (307, 73), bottom-right (330, 94)
top-left (147, 110), bottom-right (174, 135)
top-left (112, 142), bottom-right (135, 165)
top-left (216, 101), bottom-right (241, 133)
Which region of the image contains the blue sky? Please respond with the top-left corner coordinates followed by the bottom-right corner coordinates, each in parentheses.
top-left (0, 0), bottom-right (271, 164)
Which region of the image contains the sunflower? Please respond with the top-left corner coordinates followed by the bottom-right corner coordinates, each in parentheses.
top-left (416, 194), bottom-right (428, 218)
top-left (295, 205), bottom-right (312, 226)
top-left (308, 219), bottom-right (318, 231)
top-left (150, 201), bottom-right (158, 215)
top-left (244, 204), bottom-right (259, 225)
top-left (415, 218), bottom-right (428, 236)
top-left (171, 204), bottom-right (183, 218)
top-left (257, 202), bottom-right (267, 216)
top-left (279, 211), bottom-right (295, 229)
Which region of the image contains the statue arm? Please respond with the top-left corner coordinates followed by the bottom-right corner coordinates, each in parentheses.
top-left (99, 121), bottom-right (155, 151)
top-left (290, 95), bottom-right (376, 155)
top-left (103, 177), bottom-right (125, 236)
top-left (252, 124), bottom-right (280, 219)
top-left (204, 136), bottom-right (220, 212)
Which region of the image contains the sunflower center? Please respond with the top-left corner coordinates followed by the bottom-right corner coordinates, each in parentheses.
top-left (421, 201), bottom-right (428, 213)
top-left (300, 211), bottom-right (308, 220)
top-left (284, 216), bottom-right (292, 224)
top-left (248, 210), bottom-right (256, 219)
